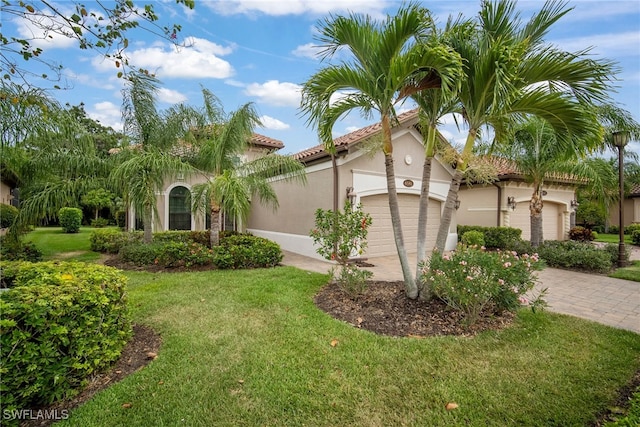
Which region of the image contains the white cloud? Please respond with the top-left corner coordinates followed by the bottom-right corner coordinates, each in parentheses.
top-left (245, 80), bottom-right (301, 107)
top-left (204, 0), bottom-right (389, 17)
top-left (157, 88), bottom-right (188, 104)
top-left (259, 115), bottom-right (290, 130)
top-left (291, 43), bottom-right (322, 59)
top-left (553, 31), bottom-right (640, 57)
top-left (91, 37), bottom-right (235, 79)
top-left (87, 101), bottom-right (123, 131)
top-left (14, 14), bottom-right (77, 49)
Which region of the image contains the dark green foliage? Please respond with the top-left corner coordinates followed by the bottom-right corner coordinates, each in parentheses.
top-left (569, 226), bottom-right (595, 242)
top-left (602, 242), bottom-right (630, 265)
top-left (457, 226), bottom-right (522, 249)
top-left (155, 242), bottom-right (214, 268)
top-left (115, 211), bottom-right (126, 229)
top-left (58, 207), bottom-right (83, 233)
top-left (626, 223), bottom-right (640, 236)
top-left (0, 261), bottom-right (131, 413)
top-left (536, 241), bottom-right (612, 273)
top-left (461, 230), bottom-right (485, 247)
top-left (632, 230), bottom-right (640, 246)
top-left (90, 229), bottom-right (143, 253)
top-left (119, 243), bottom-right (163, 266)
top-left (609, 225), bottom-right (620, 234)
top-left (0, 237), bottom-right (43, 262)
top-left (152, 230), bottom-right (211, 247)
top-left (213, 234), bottom-right (282, 269)
top-left (90, 218), bottom-right (110, 228)
top-left (0, 204), bottom-right (19, 229)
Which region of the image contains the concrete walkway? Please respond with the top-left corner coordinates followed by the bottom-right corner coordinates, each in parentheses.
top-left (281, 250), bottom-right (640, 334)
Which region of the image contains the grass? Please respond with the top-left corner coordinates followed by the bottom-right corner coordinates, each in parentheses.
top-left (26, 226), bottom-right (111, 262)
top-left (610, 260), bottom-right (640, 282)
top-left (15, 228), bottom-right (640, 425)
top-left (595, 233), bottom-right (633, 245)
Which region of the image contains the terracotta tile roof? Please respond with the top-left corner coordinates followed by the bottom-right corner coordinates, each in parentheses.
top-left (294, 109), bottom-right (420, 162)
top-left (475, 156), bottom-right (582, 184)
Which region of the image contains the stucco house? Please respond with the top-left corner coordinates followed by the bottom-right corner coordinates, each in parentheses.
top-left (456, 157), bottom-right (579, 241)
top-left (126, 133), bottom-right (285, 233)
top-left (247, 110), bottom-right (459, 259)
top-left (608, 184), bottom-right (640, 228)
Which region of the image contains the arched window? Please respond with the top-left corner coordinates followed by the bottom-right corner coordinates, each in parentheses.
top-left (169, 186), bottom-right (191, 230)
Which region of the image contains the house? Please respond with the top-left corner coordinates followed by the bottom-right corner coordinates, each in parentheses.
top-left (608, 184), bottom-right (640, 227)
top-left (247, 110), bottom-right (459, 259)
top-left (127, 133), bottom-right (285, 232)
top-left (456, 157), bottom-right (580, 241)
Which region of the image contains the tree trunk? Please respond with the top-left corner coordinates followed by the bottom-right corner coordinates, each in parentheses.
top-left (435, 169), bottom-right (463, 253)
top-left (210, 200), bottom-right (221, 247)
top-left (143, 204), bottom-right (153, 243)
top-left (385, 154), bottom-right (418, 298)
top-left (530, 189), bottom-right (544, 247)
top-left (415, 156), bottom-right (433, 298)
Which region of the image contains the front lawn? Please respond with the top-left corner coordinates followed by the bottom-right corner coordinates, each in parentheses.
top-left (50, 267), bottom-right (640, 426)
top-left (595, 233), bottom-right (633, 245)
top-left (27, 226), bottom-right (113, 262)
top-left (610, 260), bottom-right (640, 282)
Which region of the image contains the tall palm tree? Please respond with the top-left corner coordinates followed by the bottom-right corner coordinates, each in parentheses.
top-left (433, 0), bottom-right (616, 251)
top-left (300, 3), bottom-right (463, 299)
top-left (110, 73), bottom-right (197, 243)
top-left (190, 88), bottom-right (306, 247)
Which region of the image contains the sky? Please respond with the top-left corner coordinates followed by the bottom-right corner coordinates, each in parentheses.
top-left (4, 0), bottom-right (640, 156)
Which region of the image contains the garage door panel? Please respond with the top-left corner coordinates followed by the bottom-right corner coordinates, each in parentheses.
top-left (510, 201), bottom-right (560, 241)
top-left (361, 194), bottom-right (440, 257)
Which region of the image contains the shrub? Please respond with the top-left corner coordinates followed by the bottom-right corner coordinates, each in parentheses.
top-left (0, 204), bottom-right (19, 229)
top-left (461, 230), bottom-right (485, 247)
top-left (119, 242), bottom-right (163, 266)
top-left (632, 230), bottom-right (640, 246)
top-left (536, 241), bottom-right (612, 273)
top-left (58, 207), bottom-right (83, 233)
top-left (214, 234), bottom-right (283, 269)
top-left (0, 237), bottom-right (43, 262)
top-left (0, 261), bottom-right (131, 413)
top-left (626, 223), bottom-right (640, 236)
top-left (457, 226), bottom-right (522, 249)
top-left (609, 225), bottom-right (620, 234)
top-left (602, 243), bottom-right (631, 265)
top-left (569, 226), bottom-right (595, 242)
top-left (422, 246), bottom-right (544, 324)
top-left (90, 229), bottom-right (142, 254)
top-left (115, 210), bottom-right (126, 229)
top-left (155, 242), bottom-right (214, 268)
top-left (151, 230), bottom-right (211, 247)
top-left (90, 217), bottom-right (110, 228)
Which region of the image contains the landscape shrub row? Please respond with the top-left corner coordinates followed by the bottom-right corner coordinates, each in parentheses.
top-left (0, 237), bottom-right (43, 262)
top-left (91, 229), bottom-right (282, 269)
top-left (457, 225), bottom-right (522, 249)
top-left (0, 261), bottom-right (131, 414)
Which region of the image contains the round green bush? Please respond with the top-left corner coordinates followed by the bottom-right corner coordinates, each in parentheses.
top-left (461, 230), bottom-right (485, 247)
top-left (0, 204), bottom-right (19, 229)
top-left (0, 261), bottom-right (131, 413)
top-left (58, 207), bottom-right (83, 233)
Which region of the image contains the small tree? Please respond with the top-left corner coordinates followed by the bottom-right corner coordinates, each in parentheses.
top-left (81, 189), bottom-right (115, 220)
top-left (59, 207), bottom-right (82, 233)
top-left (310, 203), bottom-right (373, 295)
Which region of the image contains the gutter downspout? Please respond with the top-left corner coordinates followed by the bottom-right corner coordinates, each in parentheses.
top-left (492, 182), bottom-right (502, 226)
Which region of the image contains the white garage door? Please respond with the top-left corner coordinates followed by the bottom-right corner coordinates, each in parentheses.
top-left (360, 194), bottom-right (441, 257)
top-left (510, 201), bottom-right (561, 241)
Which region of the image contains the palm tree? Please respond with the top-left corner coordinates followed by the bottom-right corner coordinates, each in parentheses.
top-left (300, 3), bottom-right (463, 299)
top-left (110, 73), bottom-right (198, 243)
top-left (190, 88), bottom-right (306, 247)
top-left (433, 0), bottom-right (616, 252)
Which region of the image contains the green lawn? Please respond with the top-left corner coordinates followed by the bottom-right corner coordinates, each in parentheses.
top-left (595, 233), bottom-right (633, 245)
top-left (610, 260), bottom-right (640, 282)
top-left (17, 228), bottom-right (640, 425)
top-left (27, 226), bottom-right (112, 262)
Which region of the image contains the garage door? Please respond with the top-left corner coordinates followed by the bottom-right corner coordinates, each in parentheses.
top-left (360, 194), bottom-right (441, 257)
top-left (510, 201), bottom-right (561, 241)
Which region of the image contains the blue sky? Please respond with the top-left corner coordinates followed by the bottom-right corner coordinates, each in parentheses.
top-left (5, 0), bottom-right (640, 155)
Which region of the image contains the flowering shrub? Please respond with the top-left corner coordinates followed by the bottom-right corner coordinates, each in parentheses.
top-left (310, 203), bottom-right (373, 294)
top-left (422, 245), bottom-right (544, 325)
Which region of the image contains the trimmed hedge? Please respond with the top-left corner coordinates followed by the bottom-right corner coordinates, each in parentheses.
top-left (213, 234), bottom-right (283, 269)
top-left (0, 261), bottom-right (131, 413)
top-left (0, 204), bottom-right (19, 229)
top-left (90, 229), bottom-right (143, 254)
top-left (535, 241), bottom-right (612, 273)
top-left (457, 226), bottom-right (522, 249)
top-left (58, 207), bottom-right (82, 233)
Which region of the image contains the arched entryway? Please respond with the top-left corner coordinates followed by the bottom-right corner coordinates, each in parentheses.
top-left (169, 186), bottom-right (191, 230)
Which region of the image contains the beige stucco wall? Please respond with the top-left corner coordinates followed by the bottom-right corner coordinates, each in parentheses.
top-left (0, 181), bottom-right (13, 206)
top-left (609, 198), bottom-right (639, 227)
top-left (458, 180), bottom-right (577, 241)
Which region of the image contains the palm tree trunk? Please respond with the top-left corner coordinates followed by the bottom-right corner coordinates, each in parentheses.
top-left (435, 169), bottom-right (463, 252)
top-left (530, 189), bottom-right (544, 247)
top-left (416, 156), bottom-right (433, 298)
top-left (210, 200), bottom-right (221, 247)
top-left (143, 204), bottom-right (153, 243)
top-left (385, 154), bottom-right (418, 298)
